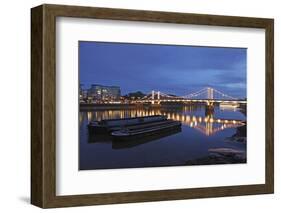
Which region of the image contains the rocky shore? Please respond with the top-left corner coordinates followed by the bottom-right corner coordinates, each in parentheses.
top-left (186, 148), bottom-right (246, 165)
top-left (225, 124), bottom-right (247, 144)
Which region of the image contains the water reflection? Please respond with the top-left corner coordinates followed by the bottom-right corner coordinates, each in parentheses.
top-left (112, 128), bottom-right (182, 149)
top-left (81, 105), bottom-right (245, 136)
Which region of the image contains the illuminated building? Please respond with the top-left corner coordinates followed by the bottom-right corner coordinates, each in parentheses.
top-left (88, 84), bottom-right (121, 102)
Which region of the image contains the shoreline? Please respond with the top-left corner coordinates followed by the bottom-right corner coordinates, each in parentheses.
top-left (186, 148), bottom-right (246, 165)
top-left (79, 102), bottom-right (244, 111)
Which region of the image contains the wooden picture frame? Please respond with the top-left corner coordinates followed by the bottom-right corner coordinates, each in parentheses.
top-left (31, 4), bottom-right (274, 208)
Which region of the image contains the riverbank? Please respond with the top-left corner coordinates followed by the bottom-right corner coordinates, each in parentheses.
top-left (80, 103), bottom-right (137, 110)
top-left (80, 102), bottom-right (209, 110)
top-left (186, 148), bottom-right (246, 165)
top-left (225, 124), bottom-right (247, 143)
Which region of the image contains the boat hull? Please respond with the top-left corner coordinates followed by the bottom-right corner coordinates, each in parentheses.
top-left (111, 121), bottom-right (182, 141)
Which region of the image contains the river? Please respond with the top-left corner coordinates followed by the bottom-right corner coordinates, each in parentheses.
top-left (79, 104), bottom-right (246, 170)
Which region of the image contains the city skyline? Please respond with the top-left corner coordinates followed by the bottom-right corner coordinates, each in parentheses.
top-left (80, 83), bottom-right (244, 100)
top-left (79, 41), bottom-right (247, 98)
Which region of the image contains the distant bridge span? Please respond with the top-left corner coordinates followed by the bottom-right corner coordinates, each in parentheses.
top-left (135, 98), bottom-right (247, 104)
top-left (134, 87), bottom-right (246, 105)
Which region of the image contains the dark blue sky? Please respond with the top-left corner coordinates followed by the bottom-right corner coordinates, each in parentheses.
top-left (79, 41), bottom-right (246, 98)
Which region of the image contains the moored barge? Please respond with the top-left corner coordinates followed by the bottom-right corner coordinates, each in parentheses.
top-left (88, 115), bottom-right (168, 134)
top-left (111, 120), bottom-right (182, 141)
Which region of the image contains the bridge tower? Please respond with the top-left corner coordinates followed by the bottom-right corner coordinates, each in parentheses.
top-left (207, 87), bottom-right (214, 100)
top-left (151, 90), bottom-right (161, 106)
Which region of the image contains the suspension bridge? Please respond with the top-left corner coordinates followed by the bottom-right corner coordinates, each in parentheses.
top-left (135, 87), bottom-right (246, 105)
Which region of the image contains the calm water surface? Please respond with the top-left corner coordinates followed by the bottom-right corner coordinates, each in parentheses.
top-left (79, 105), bottom-right (246, 170)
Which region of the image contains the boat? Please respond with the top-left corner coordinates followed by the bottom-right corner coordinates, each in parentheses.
top-left (88, 115), bottom-right (168, 134)
top-left (111, 120), bottom-right (182, 141)
top-left (219, 102), bottom-right (240, 109)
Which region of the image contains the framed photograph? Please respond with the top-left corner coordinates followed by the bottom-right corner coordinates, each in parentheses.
top-left (31, 4), bottom-right (274, 208)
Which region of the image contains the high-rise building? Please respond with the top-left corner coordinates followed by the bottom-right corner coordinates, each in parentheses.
top-left (88, 84), bottom-right (121, 102)
top-left (79, 84), bottom-right (89, 103)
